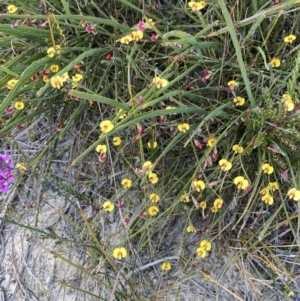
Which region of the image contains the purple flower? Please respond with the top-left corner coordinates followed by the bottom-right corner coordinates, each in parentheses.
top-left (0, 169), bottom-right (15, 194)
top-left (0, 152), bottom-right (15, 194)
top-left (0, 151), bottom-right (14, 169)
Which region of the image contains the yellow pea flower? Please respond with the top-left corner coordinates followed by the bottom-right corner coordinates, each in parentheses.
top-left (219, 159), bottom-right (232, 171)
top-left (152, 77), bottom-right (169, 88)
top-left (120, 35), bottom-right (133, 44)
top-left (207, 138), bottom-right (216, 147)
top-left (192, 180), bottom-right (205, 192)
top-left (7, 5), bottom-right (18, 13)
top-left (121, 178), bottom-right (132, 188)
top-left (232, 144), bottom-right (244, 154)
top-left (112, 136), bottom-right (122, 146)
top-left (188, 1), bottom-right (206, 11)
top-left (148, 205), bottom-right (159, 216)
top-left (233, 96), bottom-right (245, 106)
top-left (149, 193), bottom-right (160, 203)
top-left (178, 123), bottom-right (190, 133)
top-left (100, 120), bottom-right (114, 133)
top-left (103, 201), bottom-right (114, 212)
top-left (50, 64), bottom-right (60, 72)
top-left (284, 34), bottom-right (296, 43)
top-left (270, 58), bottom-right (280, 67)
top-left (148, 172), bottom-right (159, 184)
top-left (196, 246), bottom-right (207, 258)
top-left (50, 75), bottom-right (63, 89)
top-left (234, 176), bottom-right (249, 190)
top-left (113, 247), bottom-right (127, 259)
top-left (261, 163), bottom-right (274, 175)
top-left (200, 240), bottom-right (211, 251)
top-left (14, 101), bottom-right (24, 110)
top-left (187, 225), bottom-right (196, 233)
top-left (161, 262), bottom-right (171, 271)
top-left (287, 188), bottom-right (300, 201)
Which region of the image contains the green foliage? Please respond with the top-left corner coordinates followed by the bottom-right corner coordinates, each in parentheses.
top-left (1, 0), bottom-right (300, 299)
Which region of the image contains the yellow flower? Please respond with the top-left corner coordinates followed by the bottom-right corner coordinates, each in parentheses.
top-left (192, 180), bottom-right (205, 192)
top-left (43, 75), bottom-right (49, 83)
top-left (259, 187), bottom-right (269, 195)
top-left (219, 159), bottom-right (232, 171)
top-left (131, 30), bottom-right (143, 41)
top-left (270, 58), bottom-right (280, 68)
top-left (50, 64), bottom-right (60, 72)
top-left (143, 161), bottom-right (153, 172)
top-left (281, 94), bottom-right (294, 111)
top-left (268, 182), bottom-right (279, 191)
top-left (180, 192), bottom-right (189, 202)
top-left (120, 35), bottom-right (133, 44)
top-left (47, 45), bottom-right (61, 58)
top-left (148, 141), bottom-right (158, 149)
top-left (207, 138), bottom-right (216, 147)
top-left (287, 188), bottom-right (300, 201)
top-left (234, 176), bottom-right (249, 190)
top-left (16, 163), bottom-right (27, 171)
top-left (118, 109), bottom-right (127, 119)
top-left (148, 172), bottom-right (159, 184)
top-left (200, 240), bottom-right (211, 251)
top-left (232, 144), bottom-right (244, 154)
top-left (166, 106), bottom-right (177, 115)
top-left (148, 205), bottom-right (159, 216)
top-left (61, 72), bottom-right (69, 82)
top-left (122, 178), bottom-right (132, 188)
top-left (72, 73), bottom-right (83, 82)
top-left (14, 101), bottom-right (24, 110)
top-left (282, 94), bottom-right (292, 102)
top-left (103, 201), bottom-right (114, 212)
top-left (152, 77), bottom-right (169, 88)
top-left (100, 120), bottom-right (114, 133)
top-left (7, 5), bottom-right (18, 14)
top-left (178, 123), bottom-right (190, 133)
top-left (149, 193), bottom-right (160, 203)
top-left (188, 1), bottom-right (206, 11)
top-left (113, 247), bottom-right (127, 259)
top-left (213, 198), bottom-right (223, 208)
top-left (233, 96), bottom-right (245, 106)
top-left (187, 225), bottom-right (196, 233)
top-left (161, 262), bottom-right (171, 271)
top-left (284, 101), bottom-right (294, 111)
top-left (227, 80), bottom-right (238, 88)
top-left (211, 205), bottom-right (218, 213)
top-left (113, 136), bottom-right (122, 146)
top-left (96, 144), bottom-right (107, 154)
top-left (261, 163), bottom-right (274, 175)
top-left (54, 45), bottom-right (62, 54)
top-left (199, 201), bottom-right (207, 209)
top-left (47, 47), bottom-right (56, 58)
top-left (50, 75), bottom-right (63, 89)
top-left (196, 246), bottom-right (207, 258)
top-left (284, 34), bottom-right (296, 44)
top-left (262, 194), bottom-right (274, 205)
top-left (145, 18), bottom-right (155, 29)
top-left (7, 79), bottom-right (18, 90)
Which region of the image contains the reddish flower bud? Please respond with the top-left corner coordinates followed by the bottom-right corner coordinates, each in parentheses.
top-left (151, 34), bottom-right (159, 41)
top-left (137, 123), bottom-right (143, 134)
top-left (194, 139), bottom-right (202, 149)
top-left (106, 53), bottom-right (112, 60)
top-left (98, 154), bottom-right (106, 163)
top-left (137, 21), bottom-right (145, 31)
top-left (5, 107), bottom-right (13, 114)
top-left (86, 24), bottom-right (96, 34)
top-left (137, 96), bottom-right (143, 104)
